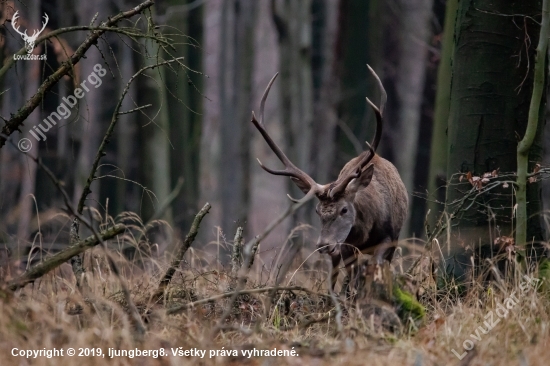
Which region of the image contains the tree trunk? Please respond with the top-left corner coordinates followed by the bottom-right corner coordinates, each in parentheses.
top-left (137, 9), bottom-right (173, 225)
top-left (543, 92), bottom-right (550, 242)
top-left (72, 0), bottom-right (108, 211)
top-left (115, 35), bottom-right (136, 215)
top-left (393, 0), bottom-right (434, 237)
top-left (16, 1), bottom-right (41, 241)
top-left (445, 0), bottom-right (545, 277)
top-left (333, 0), bottom-right (372, 168)
top-left (219, 0), bottom-right (257, 248)
top-left (0, 7), bottom-right (25, 253)
top-left (165, 0), bottom-right (204, 237)
top-left (310, 0), bottom-right (340, 226)
top-left (515, 0), bottom-right (549, 251)
top-left (271, 0), bottom-right (314, 227)
top-left (427, 0), bottom-right (458, 231)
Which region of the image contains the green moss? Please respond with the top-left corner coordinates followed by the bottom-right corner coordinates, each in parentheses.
top-left (393, 286), bottom-right (425, 321)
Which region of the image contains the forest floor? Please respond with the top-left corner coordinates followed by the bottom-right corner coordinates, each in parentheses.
top-left (1, 235), bottom-right (550, 366)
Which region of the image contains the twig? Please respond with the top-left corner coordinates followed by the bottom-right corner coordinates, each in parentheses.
top-left (155, 203), bottom-right (211, 296)
top-left (118, 104), bottom-right (153, 115)
top-left (0, 25), bottom-right (169, 80)
top-left (8, 224), bottom-right (125, 291)
top-left (244, 200), bottom-right (309, 271)
top-left (407, 186), bottom-right (477, 275)
top-left (146, 176), bottom-right (184, 224)
top-left (208, 197), bottom-right (314, 338)
top-left (247, 236), bottom-right (261, 269)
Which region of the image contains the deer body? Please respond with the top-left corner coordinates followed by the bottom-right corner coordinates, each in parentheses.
top-left (251, 66), bottom-right (408, 291)
top-left (318, 154), bottom-right (408, 288)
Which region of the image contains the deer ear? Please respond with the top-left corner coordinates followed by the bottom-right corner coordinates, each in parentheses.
top-left (290, 177), bottom-right (312, 194)
top-left (346, 163), bottom-right (374, 195)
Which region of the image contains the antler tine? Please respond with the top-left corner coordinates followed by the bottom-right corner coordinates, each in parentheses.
top-left (38, 13), bottom-right (49, 34)
top-left (31, 13), bottom-right (48, 38)
top-left (328, 142), bottom-right (376, 199)
top-left (328, 66), bottom-right (385, 198)
top-left (11, 11), bottom-right (26, 36)
top-left (252, 73), bottom-right (324, 199)
top-left (367, 64), bottom-right (387, 115)
top-left (287, 188), bottom-right (318, 205)
top-left (257, 72), bottom-right (278, 127)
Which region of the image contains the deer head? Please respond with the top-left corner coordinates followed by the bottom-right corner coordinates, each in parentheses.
top-left (12, 11), bottom-right (49, 54)
top-left (251, 66), bottom-right (387, 260)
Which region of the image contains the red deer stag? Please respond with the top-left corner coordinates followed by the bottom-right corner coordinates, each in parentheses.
top-left (251, 66), bottom-right (408, 291)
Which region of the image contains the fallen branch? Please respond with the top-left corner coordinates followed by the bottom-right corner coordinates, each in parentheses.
top-left (209, 197), bottom-right (314, 337)
top-left (166, 286), bottom-right (329, 315)
top-left (231, 227), bottom-right (244, 279)
top-left (7, 148), bottom-right (146, 337)
top-left (155, 202), bottom-right (211, 297)
top-left (8, 224), bottom-right (125, 291)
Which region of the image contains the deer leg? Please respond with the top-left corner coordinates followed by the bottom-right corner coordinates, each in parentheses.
top-left (373, 238), bottom-right (396, 264)
top-left (330, 255), bottom-right (341, 291)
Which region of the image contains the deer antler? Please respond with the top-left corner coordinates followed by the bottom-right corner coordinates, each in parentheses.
top-left (251, 73), bottom-right (327, 203)
top-left (32, 13), bottom-right (49, 38)
top-left (328, 65), bottom-right (386, 198)
top-left (11, 11), bottom-right (28, 38)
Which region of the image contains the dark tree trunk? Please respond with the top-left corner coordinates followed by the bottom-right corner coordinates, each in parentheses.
top-left (165, 0), bottom-right (204, 236)
top-left (393, 0), bottom-right (434, 236)
top-left (16, 1), bottom-right (41, 241)
top-left (137, 10), bottom-right (173, 225)
top-left (445, 0), bottom-right (546, 277)
top-left (219, 0), bottom-right (258, 254)
top-left (309, 0), bottom-right (340, 226)
top-left (427, 0), bottom-right (458, 231)
top-left (271, 0), bottom-right (314, 227)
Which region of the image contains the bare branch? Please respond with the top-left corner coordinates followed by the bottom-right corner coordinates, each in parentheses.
top-left (166, 286), bottom-right (329, 315)
top-left (8, 224), bottom-right (125, 291)
top-left (155, 203), bottom-right (211, 297)
top-left (77, 57), bottom-right (185, 214)
top-left (0, 0), bottom-right (156, 149)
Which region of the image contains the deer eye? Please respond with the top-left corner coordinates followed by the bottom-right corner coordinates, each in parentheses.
top-left (340, 207), bottom-right (348, 215)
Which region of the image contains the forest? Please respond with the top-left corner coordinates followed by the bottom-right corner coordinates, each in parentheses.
top-left (1, 0), bottom-right (550, 365)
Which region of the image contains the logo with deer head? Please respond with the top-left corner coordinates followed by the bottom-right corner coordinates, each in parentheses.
top-left (12, 11), bottom-right (49, 54)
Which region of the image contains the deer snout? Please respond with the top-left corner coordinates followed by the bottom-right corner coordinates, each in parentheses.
top-left (316, 240), bottom-right (340, 256)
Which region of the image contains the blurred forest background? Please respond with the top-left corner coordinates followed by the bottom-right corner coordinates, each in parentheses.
top-left (0, 0), bottom-right (549, 272)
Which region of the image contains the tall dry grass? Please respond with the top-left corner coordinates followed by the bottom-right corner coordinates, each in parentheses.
top-left (1, 210), bottom-right (550, 366)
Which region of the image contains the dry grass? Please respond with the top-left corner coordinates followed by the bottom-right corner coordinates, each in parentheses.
top-left (1, 216), bottom-right (550, 366)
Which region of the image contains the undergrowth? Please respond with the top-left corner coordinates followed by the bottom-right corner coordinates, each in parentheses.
top-left (1, 213), bottom-right (550, 366)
